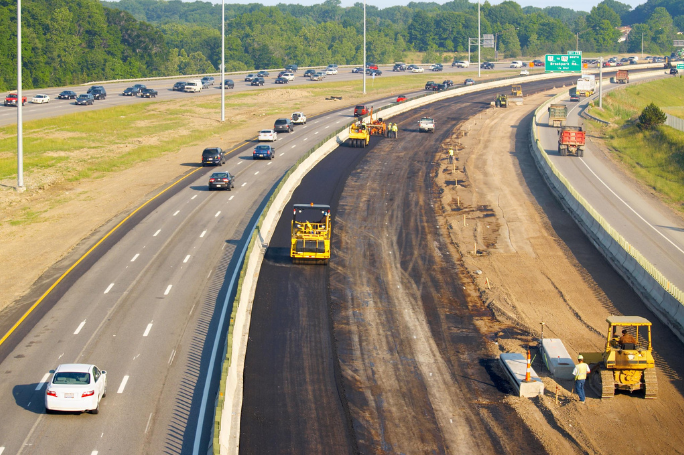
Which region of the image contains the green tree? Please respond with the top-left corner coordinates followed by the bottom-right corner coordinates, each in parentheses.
top-left (638, 103), bottom-right (667, 130)
top-left (500, 25), bottom-right (521, 58)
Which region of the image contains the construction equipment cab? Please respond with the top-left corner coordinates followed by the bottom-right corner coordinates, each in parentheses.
top-left (511, 85), bottom-right (522, 96)
top-left (291, 203), bottom-right (331, 264)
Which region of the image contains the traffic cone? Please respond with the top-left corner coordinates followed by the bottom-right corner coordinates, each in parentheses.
top-left (525, 349), bottom-right (532, 382)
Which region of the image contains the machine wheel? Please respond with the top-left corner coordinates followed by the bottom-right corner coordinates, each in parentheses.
top-left (559, 146), bottom-right (567, 156)
top-left (644, 368), bottom-right (658, 399)
top-left (578, 148), bottom-right (584, 157)
top-left (598, 369), bottom-right (615, 398)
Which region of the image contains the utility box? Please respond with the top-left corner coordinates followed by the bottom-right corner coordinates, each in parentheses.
top-left (499, 353), bottom-right (545, 398)
top-left (540, 338), bottom-right (575, 380)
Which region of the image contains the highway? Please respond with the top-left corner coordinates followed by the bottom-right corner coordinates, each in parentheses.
top-left (536, 73), bottom-right (684, 292)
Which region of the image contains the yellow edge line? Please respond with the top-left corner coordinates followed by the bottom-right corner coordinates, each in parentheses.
top-left (0, 142), bottom-right (245, 348)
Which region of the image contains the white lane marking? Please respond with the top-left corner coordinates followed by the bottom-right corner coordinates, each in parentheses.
top-left (267, 162), bottom-right (272, 166)
top-left (74, 320), bottom-right (86, 335)
top-left (254, 171), bottom-right (259, 175)
top-left (291, 145), bottom-right (296, 148)
top-left (241, 183), bottom-right (246, 187)
top-left (200, 230), bottom-right (206, 238)
top-left (164, 285), bottom-right (172, 295)
top-left (325, 125), bottom-right (329, 129)
top-left (191, 195), bottom-right (197, 200)
top-left (117, 375), bottom-right (129, 394)
top-left (336, 120), bottom-right (340, 124)
top-left (153, 229), bottom-right (161, 237)
top-left (145, 413), bottom-right (153, 433)
top-left (173, 210), bottom-right (180, 216)
top-left (104, 283), bottom-right (114, 294)
top-left (58, 353), bottom-right (64, 359)
top-left (168, 349), bottom-right (176, 365)
top-left (207, 270), bottom-right (212, 278)
top-left (131, 253), bottom-right (139, 262)
top-left (579, 159), bottom-right (684, 256)
top-left (91, 451), bottom-right (98, 455)
top-left (0, 448), bottom-right (5, 455)
top-left (184, 255), bottom-right (191, 263)
top-left (237, 161), bottom-right (243, 165)
top-left (314, 131), bottom-right (319, 135)
top-left (229, 196), bottom-right (234, 200)
top-left (280, 153), bottom-right (285, 156)
top-left (143, 322), bottom-right (153, 337)
top-left (215, 211), bottom-right (221, 218)
top-left (304, 137), bottom-right (308, 141)
top-left (35, 373), bottom-right (50, 390)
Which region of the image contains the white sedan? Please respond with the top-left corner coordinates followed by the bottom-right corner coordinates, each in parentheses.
top-left (520, 69), bottom-right (530, 76)
top-left (31, 94), bottom-right (50, 104)
top-left (258, 129), bottom-right (277, 142)
top-left (291, 112), bottom-right (307, 124)
top-left (45, 364), bottom-right (107, 414)
top-left (282, 72), bottom-right (295, 81)
top-left (411, 67), bottom-right (424, 73)
top-left (325, 68), bottom-right (338, 75)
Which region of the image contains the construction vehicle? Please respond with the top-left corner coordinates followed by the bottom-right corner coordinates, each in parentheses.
top-left (495, 94), bottom-right (508, 108)
top-left (290, 203), bottom-right (331, 265)
top-left (576, 75), bottom-right (596, 97)
top-left (418, 117), bottom-right (435, 133)
top-left (347, 121), bottom-right (370, 147)
top-left (558, 126), bottom-right (585, 156)
top-left (511, 84), bottom-right (522, 96)
top-left (548, 104), bottom-right (567, 127)
top-left (581, 316), bottom-right (657, 399)
top-left (365, 107), bottom-right (387, 137)
top-left (615, 69), bottom-right (629, 84)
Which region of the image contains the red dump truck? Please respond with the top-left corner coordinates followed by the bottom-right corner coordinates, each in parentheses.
top-left (558, 126), bottom-right (585, 157)
top-left (615, 70), bottom-right (629, 84)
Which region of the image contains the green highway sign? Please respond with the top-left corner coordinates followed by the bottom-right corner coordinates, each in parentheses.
top-left (568, 51), bottom-right (582, 56)
top-left (545, 54), bottom-right (582, 73)
top-left (677, 63), bottom-right (684, 70)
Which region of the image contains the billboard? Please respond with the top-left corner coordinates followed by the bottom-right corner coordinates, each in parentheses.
top-left (545, 54), bottom-right (582, 73)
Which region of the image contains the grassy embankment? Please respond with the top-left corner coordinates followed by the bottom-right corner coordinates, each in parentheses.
top-left (587, 77), bottom-right (684, 210)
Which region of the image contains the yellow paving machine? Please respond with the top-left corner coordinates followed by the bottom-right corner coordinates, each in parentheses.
top-left (347, 122), bottom-right (370, 148)
top-left (581, 316), bottom-right (657, 399)
top-left (290, 203), bottom-right (331, 265)
top-left (366, 107), bottom-right (387, 137)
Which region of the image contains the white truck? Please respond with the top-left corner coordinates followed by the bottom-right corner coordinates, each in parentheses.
top-left (419, 117), bottom-right (435, 133)
top-left (576, 74), bottom-right (596, 97)
top-left (184, 79), bottom-right (203, 93)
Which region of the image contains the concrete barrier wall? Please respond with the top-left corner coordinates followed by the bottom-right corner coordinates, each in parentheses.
top-left (529, 89), bottom-right (684, 345)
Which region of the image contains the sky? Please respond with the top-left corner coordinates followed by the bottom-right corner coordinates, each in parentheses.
top-left (203, 0), bottom-right (647, 13)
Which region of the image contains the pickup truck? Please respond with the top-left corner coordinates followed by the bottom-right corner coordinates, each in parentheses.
top-left (548, 104), bottom-right (567, 127)
top-left (558, 126), bottom-right (585, 157)
top-left (4, 93), bottom-right (27, 106)
top-left (419, 117), bottom-right (435, 133)
top-left (140, 88), bottom-right (158, 98)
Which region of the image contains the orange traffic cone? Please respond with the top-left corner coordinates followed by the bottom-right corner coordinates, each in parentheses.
top-left (525, 349), bottom-right (532, 382)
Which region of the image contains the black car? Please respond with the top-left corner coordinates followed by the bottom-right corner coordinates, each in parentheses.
top-left (173, 82), bottom-right (187, 91)
top-left (431, 64), bottom-right (443, 71)
top-left (671, 68), bottom-right (679, 75)
top-left (201, 76), bottom-right (214, 86)
top-left (443, 80), bottom-right (454, 87)
top-left (366, 69), bottom-right (382, 76)
top-left (57, 90), bottom-right (77, 100)
top-left (140, 88), bottom-right (158, 98)
top-left (90, 87), bottom-right (107, 100)
top-left (253, 144), bottom-right (275, 160)
top-left (275, 77), bottom-right (288, 84)
top-left (221, 79), bottom-right (235, 89)
top-left (303, 69), bottom-right (316, 77)
top-left (251, 77), bottom-right (265, 86)
top-left (208, 172), bottom-right (235, 191)
top-left (393, 63), bottom-right (407, 71)
top-left (425, 81), bottom-right (436, 90)
top-left (481, 62), bottom-right (494, 69)
top-left (274, 118), bottom-right (294, 133)
top-left (256, 71), bottom-right (269, 78)
top-left (202, 147), bottom-right (225, 166)
top-left (122, 87), bottom-right (139, 96)
top-left (285, 64), bottom-right (298, 72)
top-left (351, 67), bottom-right (363, 73)
top-left (87, 85), bottom-right (105, 95)
top-left (75, 94), bottom-right (94, 105)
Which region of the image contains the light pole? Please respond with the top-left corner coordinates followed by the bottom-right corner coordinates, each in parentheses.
top-left (363, 0), bottom-right (366, 95)
top-left (17, 0), bottom-right (24, 192)
top-left (220, 0), bottom-right (225, 122)
top-left (477, 0), bottom-right (481, 78)
top-left (641, 32), bottom-right (644, 59)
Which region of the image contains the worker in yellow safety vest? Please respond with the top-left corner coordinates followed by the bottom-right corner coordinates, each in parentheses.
top-left (572, 355), bottom-right (591, 403)
top-left (392, 123), bottom-right (398, 138)
top-left (448, 149), bottom-right (454, 164)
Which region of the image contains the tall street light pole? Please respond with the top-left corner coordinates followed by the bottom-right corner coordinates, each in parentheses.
top-left (363, 0), bottom-right (366, 95)
top-left (477, 0), bottom-right (481, 78)
top-left (221, 0), bottom-right (225, 122)
top-left (17, 0), bottom-right (24, 192)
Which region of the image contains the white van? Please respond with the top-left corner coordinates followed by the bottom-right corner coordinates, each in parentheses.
top-left (510, 61), bottom-right (523, 68)
top-left (184, 80), bottom-right (202, 93)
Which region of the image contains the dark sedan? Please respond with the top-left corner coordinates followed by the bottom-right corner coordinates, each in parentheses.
top-left (221, 79), bottom-right (235, 89)
top-left (251, 77), bottom-right (265, 86)
top-left (208, 172), bottom-right (235, 191)
top-left (303, 69), bottom-right (316, 77)
top-left (172, 82), bottom-right (187, 91)
top-left (275, 77), bottom-right (288, 84)
top-left (253, 144), bottom-right (275, 160)
top-left (351, 67), bottom-right (364, 73)
top-left (122, 87), bottom-right (139, 96)
top-left (256, 71), bottom-right (269, 78)
top-left (57, 90), bottom-right (77, 100)
top-left (75, 94), bottom-right (94, 105)
top-left (140, 88), bottom-right (158, 98)
top-left (481, 62), bottom-right (494, 69)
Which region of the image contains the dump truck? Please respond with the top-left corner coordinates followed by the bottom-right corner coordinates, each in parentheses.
top-left (581, 316), bottom-right (657, 399)
top-left (495, 94), bottom-right (508, 108)
top-left (558, 126), bottom-right (585, 156)
top-left (347, 121), bottom-right (370, 147)
top-left (548, 104), bottom-right (568, 127)
top-left (291, 203), bottom-right (331, 265)
top-left (576, 75), bottom-right (596, 97)
top-left (511, 84), bottom-right (522, 96)
top-left (615, 69), bottom-right (629, 84)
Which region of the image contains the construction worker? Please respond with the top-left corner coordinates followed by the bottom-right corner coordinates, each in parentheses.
top-left (573, 355), bottom-right (591, 403)
top-left (387, 123), bottom-right (393, 138)
top-left (619, 329), bottom-right (637, 348)
top-left (448, 149), bottom-right (454, 164)
top-left (392, 123), bottom-right (398, 138)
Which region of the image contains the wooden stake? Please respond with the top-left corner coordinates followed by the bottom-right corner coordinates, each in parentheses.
top-left (463, 215), bottom-right (466, 226)
top-left (474, 243), bottom-right (477, 255)
top-left (555, 385), bottom-right (559, 405)
top-left (457, 196), bottom-right (460, 207)
top-left (486, 277), bottom-right (491, 289)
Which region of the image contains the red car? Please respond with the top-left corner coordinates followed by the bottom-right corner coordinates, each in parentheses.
top-left (4, 93), bottom-right (27, 106)
top-left (354, 105), bottom-right (369, 117)
top-left (396, 95), bottom-right (406, 102)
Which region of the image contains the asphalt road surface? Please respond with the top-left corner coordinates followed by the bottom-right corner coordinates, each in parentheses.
top-left (239, 78), bottom-right (588, 454)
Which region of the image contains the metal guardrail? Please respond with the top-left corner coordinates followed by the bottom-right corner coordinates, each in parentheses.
top-left (666, 113), bottom-right (684, 132)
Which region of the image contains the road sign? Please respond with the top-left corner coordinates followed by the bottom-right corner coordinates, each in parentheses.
top-left (677, 63), bottom-right (684, 70)
top-left (545, 54), bottom-right (582, 73)
top-left (482, 34), bottom-right (494, 48)
top-left (568, 50), bottom-right (582, 56)
top-left (674, 40), bottom-right (684, 47)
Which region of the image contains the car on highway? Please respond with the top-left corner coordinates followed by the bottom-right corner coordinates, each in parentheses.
top-left (244, 74), bottom-right (255, 81)
top-left (411, 66), bottom-right (424, 73)
top-left (325, 67), bottom-right (338, 75)
top-left (351, 67), bottom-right (364, 73)
top-left (87, 85), bottom-right (106, 95)
top-left (281, 72), bottom-right (295, 81)
top-left (481, 62), bottom-right (494, 69)
top-left (122, 87), bottom-right (139, 96)
top-left (368, 69), bottom-right (382, 76)
top-left (45, 364), bottom-right (107, 414)
top-left (510, 61), bottom-right (523, 68)
top-left (452, 60), bottom-right (470, 68)
top-left (253, 144), bottom-right (275, 160)
top-left (57, 90), bottom-right (77, 99)
top-left (4, 93), bottom-right (27, 106)
top-left (172, 82), bottom-right (187, 91)
top-left (256, 71), bottom-right (269, 78)
top-left (274, 118), bottom-right (294, 133)
top-left (140, 88), bottom-right (158, 98)
top-left (285, 64), bottom-right (298, 72)
top-left (201, 147), bottom-right (225, 166)
top-left (671, 68), bottom-right (679, 75)
top-left (354, 105), bottom-right (369, 117)
top-left (208, 172), bottom-right (235, 191)
top-left (291, 112), bottom-right (307, 124)
top-left (520, 69), bottom-right (530, 76)
top-left (31, 94), bottom-right (50, 104)
top-left (464, 78), bottom-right (474, 86)
top-left (275, 77), bottom-right (289, 84)
top-left (251, 77), bottom-right (265, 86)
top-left (75, 94), bottom-right (94, 105)
top-left (258, 129), bottom-right (277, 141)
top-left (570, 94), bottom-right (580, 102)
top-left (429, 63), bottom-right (443, 71)
top-left (425, 81), bottom-right (436, 90)
top-left (220, 79), bottom-right (235, 89)
top-left (443, 80), bottom-right (454, 87)
top-left (396, 95), bottom-right (407, 102)
top-left (90, 87), bottom-right (107, 100)
top-left (201, 76), bottom-right (214, 86)
top-left (533, 59), bottom-right (544, 67)
top-left (366, 62), bottom-right (378, 70)
top-left (303, 69), bottom-right (316, 77)
top-left (310, 72), bottom-right (324, 81)
top-left (393, 63), bottom-right (407, 71)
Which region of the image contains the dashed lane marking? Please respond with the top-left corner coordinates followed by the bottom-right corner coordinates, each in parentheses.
top-left (143, 322), bottom-right (153, 337)
top-left (173, 210), bottom-right (180, 216)
top-left (191, 195), bottom-right (197, 200)
top-left (164, 285), bottom-right (172, 296)
top-left (254, 171), bottom-right (259, 175)
top-left (241, 183), bottom-right (246, 187)
top-left (200, 230), bottom-right (206, 238)
top-left (74, 320), bottom-right (86, 335)
top-left (117, 375), bottom-right (129, 394)
top-left (229, 196), bottom-right (234, 201)
top-left (35, 373), bottom-right (50, 390)
top-left (184, 255), bottom-right (190, 263)
top-left (153, 229), bottom-right (161, 237)
top-left (215, 211), bottom-right (221, 218)
top-left (131, 254), bottom-right (139, 262)
top-left (104, 283), bottom-right (114, 294)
